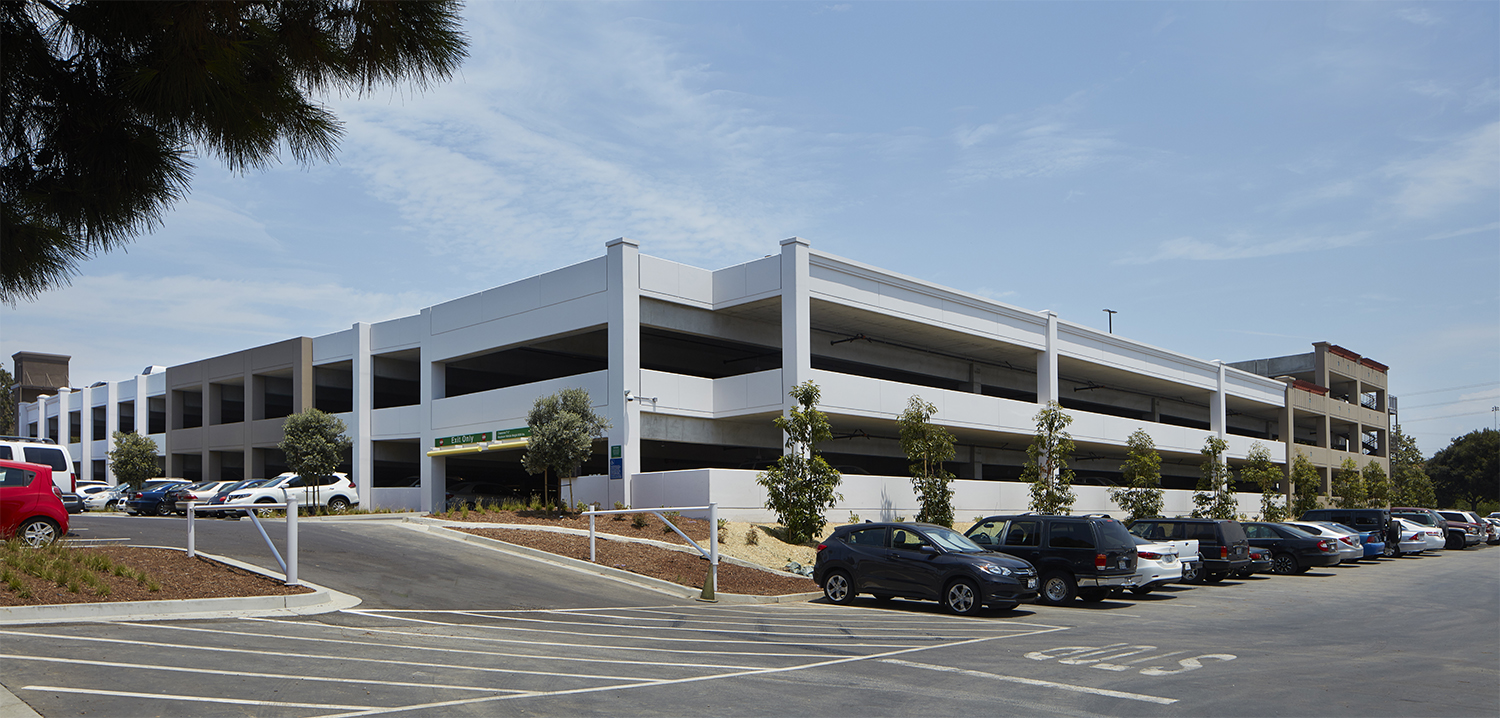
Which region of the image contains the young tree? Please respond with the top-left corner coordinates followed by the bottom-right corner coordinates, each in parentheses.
top-left (107, 431), bottom-right (160, 489)
top-left (1390, 425), bottom-right (1436, 507)
top-left (1108, 429), bottom-right (1164, 523)
top-left (1192, 435), bottom-right (1237, 519)
top-left (0, 364), bottom-right (14, 435)
top-left (523, 388), bottom-right (611, 507)
top-left (1022, 402), bottom-right (1076, 515)
top-left (1289, 452), bottom-right (1322, 517)
top-left (899, 396), bottom-right (957, 527)
top-left (757, 381), bottom-right (843, 544)
top-left (1331, 457), bottom-right (1366, 509)
top-left (1362, 460), bottom-right (1390, 509)
top-left (2, 0), bottom-right (468, 303)
top-left (1239, 442), bottom-right (1287, 522)
top-left (279, 409), bottom-right (352, 511)
top-left (1427, 428), bottom-right (1499, 512)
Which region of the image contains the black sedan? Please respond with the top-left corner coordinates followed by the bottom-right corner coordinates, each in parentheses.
top-left (813, 522), bottom-right (1038, 615)
top-left (1241, 521), bottom-right (1342, 574)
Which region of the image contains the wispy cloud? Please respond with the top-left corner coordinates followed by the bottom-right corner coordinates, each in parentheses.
top-left (1394, 7), bottom-right (1441, 26)
top-left (326, 5), bottom-right (831, 276)
top-left (1384, 122), bottom-right (1500, 218)
top-left (1119, 230), bottom-right (1369, 264)
top-left (1419, 222), bottom-right (1500, 242)
top-left (948, 97), bottom-right (1136, 184)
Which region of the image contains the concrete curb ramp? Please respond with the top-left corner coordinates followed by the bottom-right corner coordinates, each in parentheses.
top-left (406, 519), bottom-right (822, 605)
top-left (0, 549), bottom-right (362, 626)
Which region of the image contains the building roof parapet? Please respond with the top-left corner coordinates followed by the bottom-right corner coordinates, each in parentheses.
top-left (1290, 379), bottom-right (1330, 396)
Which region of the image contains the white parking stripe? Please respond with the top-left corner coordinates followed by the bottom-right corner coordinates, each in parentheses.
top-left (0, 654), bottom-right (522, 693)
top-left (20, 686), bottom-right (379, 710)
top-left (121, 620), bottom-right (749, 670)
top-left (312, 625), bottom-right (1074, 718)
top-left (877, 659), bottom-right (1178, 705)
top-left (442, 609), bottom-right (970, 640)
top-left (0, 629), bottom-right (650, 682)
top-left (530, 608), bottom-right (1034, 632)
top-left (346, 610), bottom-right (935, 648)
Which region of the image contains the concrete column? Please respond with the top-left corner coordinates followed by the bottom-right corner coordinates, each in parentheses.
top-left (351, 322), bottom-right (374, 508)
top-left (1150, 397), bottom-right (1161, 423)
top-left (1036, 311), bottom-right (1058, 405)
top-left (103, 382), bottom-right (118, 483)
top-left (780, 237), bottom-right (812, 404)
top-left (420, 308), bottom-right (443, 512)
top-left (970, 446), bottom-right (984, 481)
top-left (133, 374), bottom-right (150, 478)
top-left (1210, 361), bottom-right (1227, 439)
top-left (79, 387), bottom-right (93, 478)
top-left (606, 238), bottom-right (642, 505)
top-left (968, 363), bottom-right (982, 394)
top-left (57, 388), bottom-right (71, 445)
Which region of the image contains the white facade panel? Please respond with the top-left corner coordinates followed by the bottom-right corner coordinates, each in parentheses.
top-left (639, 369), bottom-right (784, 419)
top-left (313, 328), bottom-right (354, 363)
top-left (429, 370), bottom-right (609, 433)
top-left (711, 256), bottom-right (781, 307)
top-left (370, 406), bottom-right (421, 439)
top-left (430, 257), bottom-right (606, 336)
top-left (370, 314), bottom-right (422, 352)
top-left (1056, 322), bottom-right (1218, 390)
top-left (423, 293), bottom-right (609, 363)
top-left (1225, 368), bottom-right (1286, 405)
top-left (639, 255), bottom-right (714, 306)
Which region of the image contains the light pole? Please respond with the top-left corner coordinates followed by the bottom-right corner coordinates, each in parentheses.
top-left (1103, 309), bottom-right (1117, 334)
top-left (1492, 405), bottom-right (1498, 431)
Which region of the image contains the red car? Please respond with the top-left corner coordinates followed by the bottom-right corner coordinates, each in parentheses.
top-left (0, 459), bottom-right (69, 547)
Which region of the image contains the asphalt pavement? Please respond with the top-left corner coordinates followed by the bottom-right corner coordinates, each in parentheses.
top-left (2, 514), bottom-right (1496, 717)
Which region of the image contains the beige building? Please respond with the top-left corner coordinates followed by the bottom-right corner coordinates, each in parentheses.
top-left (1231, 342), bottom-right (1391, 495)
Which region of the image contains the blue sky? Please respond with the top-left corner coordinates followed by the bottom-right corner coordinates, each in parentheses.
top-left (4, 1), bottom-right (1497, 455)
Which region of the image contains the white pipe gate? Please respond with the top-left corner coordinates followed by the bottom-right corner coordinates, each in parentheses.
top-left (185, 496), bottom-right (300, 586)
top-left (581, 504), bottom-right (718, 598)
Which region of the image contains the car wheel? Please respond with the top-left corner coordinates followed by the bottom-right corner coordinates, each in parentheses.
top-left (328, 496), bottom-right (351, 513)
top-left (823, 570), bottom-right (855, 605)
top-left (1182, 562), bottom-right (1201, 583)
top-left (1271, 553), bottom-right (1299, 575)
top-left (943, 578), bottom-right (982, 616)
top-left (254, 499), bottom-right (277, 518)
top-left (1077, 588), bottom-right (1109, 603)
top-left (18, 518), bottom-right (60, 548)
top-left (1203, 573), bottom-right (1226, 583)
top-left (1038, 572), bottom-right (1077, 606)
top-left (154, 501), bottom-right (174, 516)
top-left (1130, 586), bottom-right (1154, 596)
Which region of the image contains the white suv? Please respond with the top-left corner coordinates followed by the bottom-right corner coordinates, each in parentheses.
top-left (221, 472), bottom-right (360, 514)
top-left (0, 436), bottom-right (77, 494)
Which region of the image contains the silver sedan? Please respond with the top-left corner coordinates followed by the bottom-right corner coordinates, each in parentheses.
top-left (1284, 521), bottom-right (1363, 563)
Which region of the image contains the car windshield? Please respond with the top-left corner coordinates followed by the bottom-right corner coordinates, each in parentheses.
top-left (1329, 523), bottom-right (1359, 534)
top-left (922, 526), bottom-right (986, 553)
top-left (1279, 524), bottom-right (1315, 539)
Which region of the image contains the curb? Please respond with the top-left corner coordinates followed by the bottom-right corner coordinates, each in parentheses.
top-left (404, 522), bottom-right (821, 605)
top-left (0, 548), bottom-right (362, 626)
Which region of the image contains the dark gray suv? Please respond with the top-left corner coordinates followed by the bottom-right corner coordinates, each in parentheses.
top-left (1127, 518), bottom-right (1250, 583)
top-left (965, 514), bottom-right (1138, 606)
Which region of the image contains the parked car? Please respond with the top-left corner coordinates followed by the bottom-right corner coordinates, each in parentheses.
top-left (1126, 518), bottom-right (1249, 583)
top-left (1325, 522), bottom-right (1385, 560)
top-left (200, 478), bottom-right (270, 518)
top-left (1445, 510), bottom-right (1495, 545)
top-left (0, 437), bottom-right (78, 494)
top-left (1299, 508), bottom-right (1392, 547)
top-left (1391, 508), bottom-right (1456, 549)
top-left (965, 513), bottom-right (1137, 605)
top-left (1283, 521), bottom-right (1364, 563)
top-left (78, 483), bottom-right (117, 510)
top-left (813, 522), bottom-right (1039, 614)
top-left (221, 472), bottom-right (360, 515)
top-left (1435, 511), bottom-right (1483, 548)
top-left (1483, 518), bottom-right (1500, 546)
top-left (1240, 521), bottom-right (1341, 574)
top-left (0, 459), bottom-right (69, 547)
top-left (1125, 534), bottom-right (1182, 594)
top-left (127, 483), bottom-right (188, 516)
top-left (168, 481), bottom-right (237, 514)
top-left (59, 492), bottom-right (85, 514)
top-left (1388, 517), bottom-right (1438, 555)
top-left (1237, 547), bottom-right (1273, 577)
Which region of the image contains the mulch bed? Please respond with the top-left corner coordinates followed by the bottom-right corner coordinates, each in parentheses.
top-left (0, 546), bottom-right (312, 607)
top-left (456, 527), bottom-right (818, 596)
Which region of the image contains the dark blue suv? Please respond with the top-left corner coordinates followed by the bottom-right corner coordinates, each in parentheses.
top-left (814, 522), bottom-right (1038, 615)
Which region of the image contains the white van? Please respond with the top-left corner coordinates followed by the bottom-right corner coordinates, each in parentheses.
top-left (0, 436), bottom-right (77, 494)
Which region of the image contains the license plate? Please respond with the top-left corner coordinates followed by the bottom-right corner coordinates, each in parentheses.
top-left (1120, 558), bottom-right (1129, 569)
top-left (1026, 578), bottom-right (1037, 589)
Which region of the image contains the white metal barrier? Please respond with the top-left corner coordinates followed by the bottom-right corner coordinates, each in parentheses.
top-left (186, 496), bottom-right (299, 586)
top-left (581, 504), bottom-right (718, 597)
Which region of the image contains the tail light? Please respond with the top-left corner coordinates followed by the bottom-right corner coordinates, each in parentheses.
top-left (1220, 546), bottom-right (1228, 559)
top-left (816, 543), bottom-right (827, 553)
top-left (52, 486), bottom-right (63, 498)
top-left (1138, 551), bottom-right (1162, 560)
top-left (1095, 553), bottom-right (1107, 569)
top-left (1318, 539), bottom-right (1332, 551)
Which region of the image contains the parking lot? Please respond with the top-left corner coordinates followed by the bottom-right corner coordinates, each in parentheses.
top-left (1, 516), bottom-right (1496, 717)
